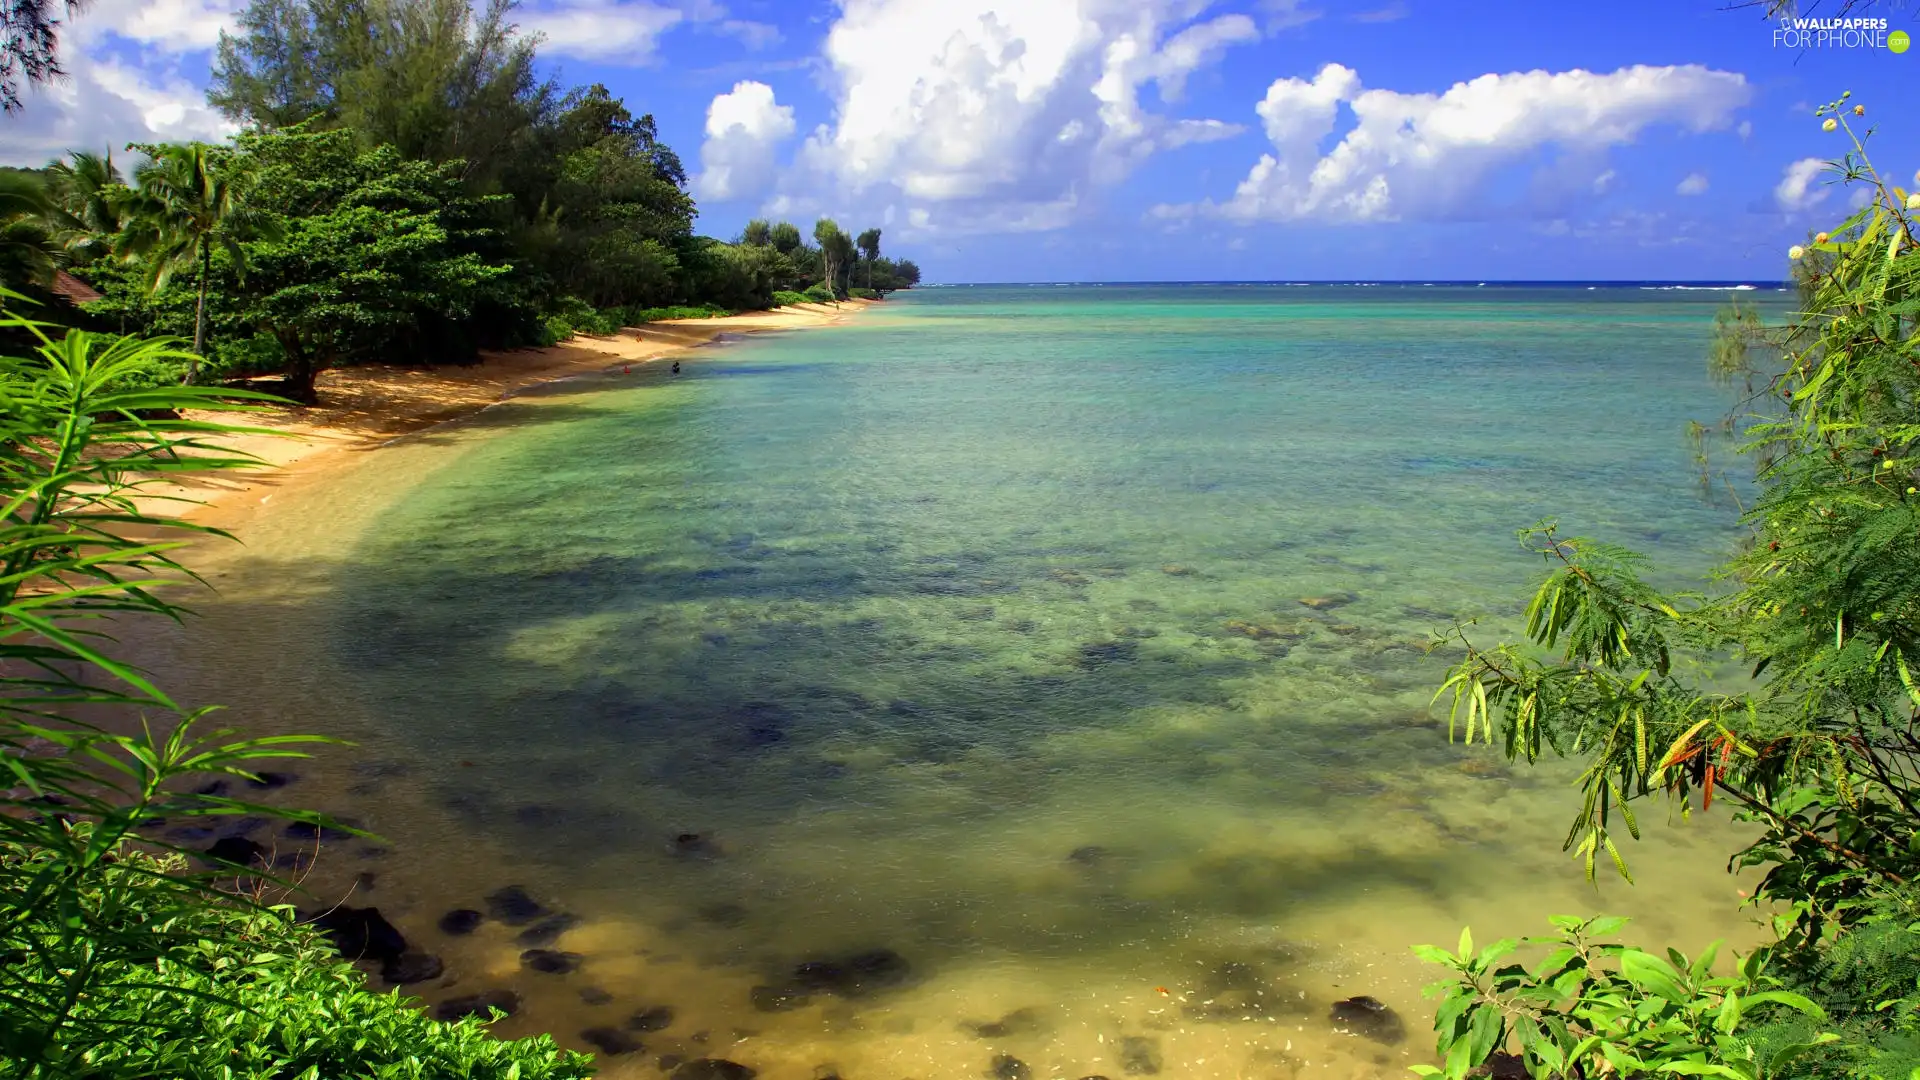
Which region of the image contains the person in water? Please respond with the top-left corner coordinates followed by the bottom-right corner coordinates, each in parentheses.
top-left (671, 361), bottom-right (681, 374)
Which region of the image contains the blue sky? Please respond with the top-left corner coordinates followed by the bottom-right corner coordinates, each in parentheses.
top-left (8, 0), bottom-right (1916, 281)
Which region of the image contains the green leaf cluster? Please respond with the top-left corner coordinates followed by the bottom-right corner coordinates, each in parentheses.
top-left (1418, 95), bottom-right (1920, 1080)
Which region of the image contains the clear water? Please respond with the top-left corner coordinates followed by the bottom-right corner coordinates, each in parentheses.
top-left (156, 285), bottom-right (1783, 1080)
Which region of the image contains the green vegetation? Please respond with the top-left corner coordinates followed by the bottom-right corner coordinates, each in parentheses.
top-left (0, 302), bottom-right (593, 1076)
top-left (1417, 98), bottom-right (1920, 1080)
top-left (0, 0), bottom-right (918, 403)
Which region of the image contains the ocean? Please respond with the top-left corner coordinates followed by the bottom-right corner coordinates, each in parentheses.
top-left (156, 283), bottom-right (1788, 1079)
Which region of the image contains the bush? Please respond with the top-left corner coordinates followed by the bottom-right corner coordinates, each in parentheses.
top-left (773, 289), bottom-right (810, 307)
top-left (625, 304), bottom-right (729, 323)
top-left (1, 845), bottom-right (595, 1080)
top-left (848, 287), bottom-right (879, 300)
top-left (802, 282), bottom-right (835, 303)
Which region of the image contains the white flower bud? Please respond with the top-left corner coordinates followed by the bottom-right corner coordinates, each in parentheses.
top-left (1788, 245), bottom-right (1806, 260)
top-left (1822, 118), bottom-right (1838, 132)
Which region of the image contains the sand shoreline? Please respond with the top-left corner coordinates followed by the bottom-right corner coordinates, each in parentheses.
top-left (151, 299), bottom-right (874, 524)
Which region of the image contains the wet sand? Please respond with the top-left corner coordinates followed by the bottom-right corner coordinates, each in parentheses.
top-left (142, 301), bottom-right (873, 528)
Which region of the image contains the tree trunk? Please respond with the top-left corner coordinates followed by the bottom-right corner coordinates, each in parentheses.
top-left (275, 329), bottom-right (320, 405)
top-left (187, 245), bottom-right (210, 385)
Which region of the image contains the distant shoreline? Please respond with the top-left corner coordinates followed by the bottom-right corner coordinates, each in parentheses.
top-left (152, 299), bottom-right (877, 528)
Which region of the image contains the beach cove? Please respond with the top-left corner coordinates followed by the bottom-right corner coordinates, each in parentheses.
top-left (123, 284), bottom-right (1779, 1080)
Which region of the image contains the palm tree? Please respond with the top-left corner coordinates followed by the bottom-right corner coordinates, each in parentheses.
top-left (0, 172), bottom-right (60, 290)
top-left (118, 143), bottom-right (278, 380)
top-left (856, 228), bottom-right (880, 289)
top-left (45, 150), bottom-right (128, 266)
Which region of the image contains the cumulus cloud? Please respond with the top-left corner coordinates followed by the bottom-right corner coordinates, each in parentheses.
top-left (520, 0), bottom-right (685, 64)
top-left (3, 53), bottom-right (235, 166)
top-left (695, 80), bottom-right (796, 202)
top-left (1196, 62), bottom-right (1750, 223)
top-left (1774, 157), bottom-right (1830, 211)
top-left (1676, 171), bottom-right (1709, 195)
top-left (785, 0), bottom-right (1263, 235)
top-left (85, 0), bottom-right (242, 50)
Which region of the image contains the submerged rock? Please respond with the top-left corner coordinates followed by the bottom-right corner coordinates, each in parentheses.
top-left (434, 989), bottom-right (520, 1022)
top-left (963, 1006), bottom-right (1046, 1039)
top-left (580, 986), bottom-right (614, 1006)
top-left (522, 948), bottom-right (584, 975)
top-left (382, 952), bottom-right (444, 985)
top-left (516, 913), bottom-right (582, 946)
top-left (627, 1005), bottom-right (675, 1032)
top-left (485, 885), bottom-right (551, 925)
top-left (285, 818), bottom-right (358, 842)
top-left (306, 906), bottom-right (407, 964)
top-left (673, 1060), bottom-right (756, 1080)
top-left (204, 836), bottom-right (266, 868)
top-left (791, 947), bottom-right (912, 997)
top-left (1329, 996), bottom-right (1405, 1044)
top-left (990, 1054), bottom-right (1032, 1080)
top-left (1119, 1035), bottom-right (1162, 1075)
top-left (244, 770), bottom-right (297, 790)
top-left (580, 1027), bottom-right (644, 1055)
top-left (1075, 640), bottom-right (1136, 668)
top-left (1066, 845), bottom-right (1108, 867)
top-left (671, 833), bottom-right (723, 859)
top-left (438, 908), bottom-right (484, 936)
top-left (1298, 593), bottom-right (1357, 611)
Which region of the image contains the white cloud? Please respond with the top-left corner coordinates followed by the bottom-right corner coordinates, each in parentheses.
top-left (2, 52), bottom-right (235, 166)
top-left (1676, 171), bottom-right (1709, 195)
top-left (1774, 157), bottom-right (1830, 210)
top-left (1149, 14), bottom-right (1261, 101)
top-left (1737, 119), bottom-right (1752, 140)
top-left (1205, 62), bottom-right (1750, 223)
top-left (784, 0), bottom-right (1264, 235)
top-left (1592, 168), bottom-right (1616, 194)
top-left (520, 0), bottom-right (684, 64)
top-left (695, 80), bottom-right (796, 202)
top-left (85, 0), bottom-right (242, 50)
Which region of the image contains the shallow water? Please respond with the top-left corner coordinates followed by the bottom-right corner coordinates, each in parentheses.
top-left (149, 285), bottom-right (1783, 1080)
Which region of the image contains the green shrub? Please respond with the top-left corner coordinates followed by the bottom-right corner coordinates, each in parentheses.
top-left (537, 312), bottom-right (573, 346)
top-left (626, 303), bottom-right (729, 322)
top-left (848, 287), bottom-right (879, 300)
top-left (802, 282), bottom-right (835, 303)
top-left (773, 289), bottom-right (810, 307)
top-left (0, 844), bottom-right (594, 1080)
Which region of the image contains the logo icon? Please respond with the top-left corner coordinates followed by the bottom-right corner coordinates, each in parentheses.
top-left (1892, 29), bottom-right (1911, 52)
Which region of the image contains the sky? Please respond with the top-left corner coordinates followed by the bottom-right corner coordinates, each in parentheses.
top-left (4, 0), bottom-right (1916, 282)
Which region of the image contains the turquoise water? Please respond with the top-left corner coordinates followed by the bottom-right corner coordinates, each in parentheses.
top-left (178, 285), bottom-right (1783, 1079)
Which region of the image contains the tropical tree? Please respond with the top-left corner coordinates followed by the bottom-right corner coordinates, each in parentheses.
top-left (827, 229), bottom-right (857, 297)
top-left (0, 171), bottom-right (58, 289)
top-left (231, 127), bottom-right (517, 403)
top-left (813, 217), bottom-right (843, 295)
top-left (210, 0), bottom-right (550, 186)
top-left (118, 143), bottom-right (279, 378)
top-left (769, 220), bottom-right (802, 257)
top-left (742, 218), bottom-right (772, 247)
top-left (857, 227), bottom-right (881, 288)
top-left (45, 149), bottom-right (129, 266)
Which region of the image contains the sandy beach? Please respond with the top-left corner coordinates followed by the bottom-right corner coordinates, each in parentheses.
top-left (151, 300), bottom-right (872, 524)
